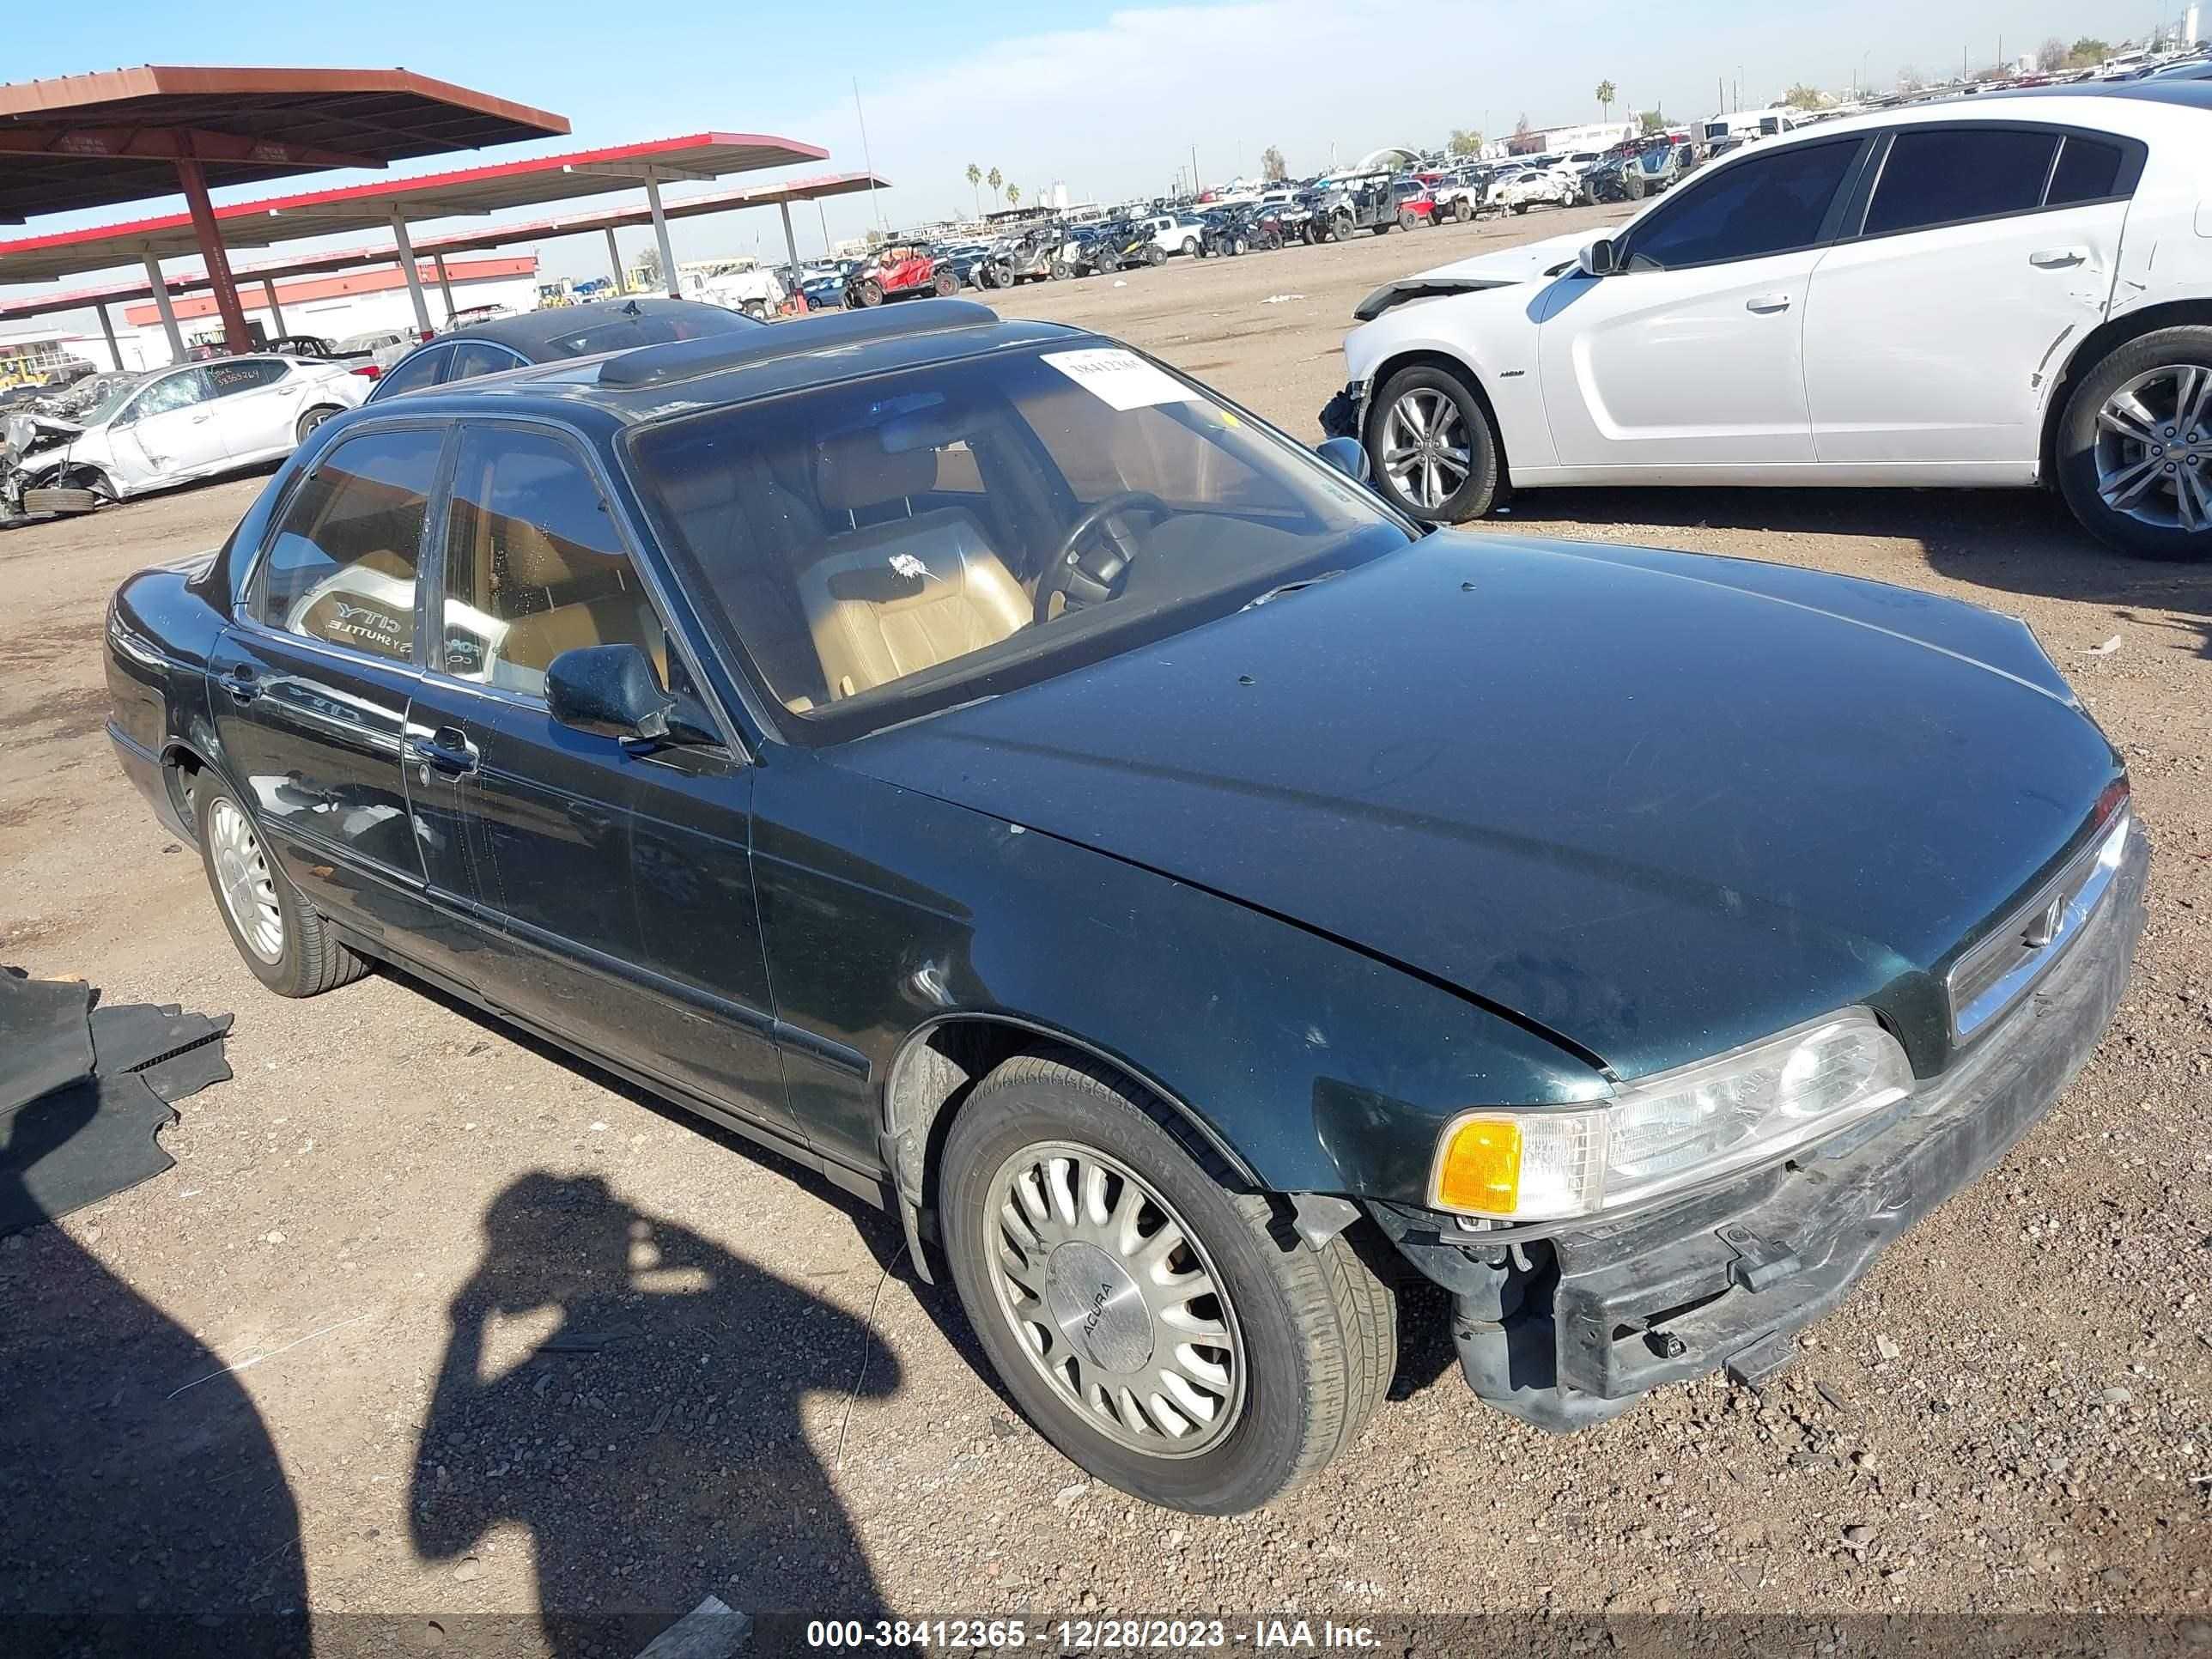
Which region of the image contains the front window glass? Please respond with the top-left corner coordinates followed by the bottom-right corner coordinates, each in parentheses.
top-left (629, 343), bottom-right (1409, 738)
top-left (439, 426), bottom-right (667, 699)
top-left (252, 427), bottom-right (444, 662)
top-left (125, 369), bottom-right (213, 422)
top-left (1625, 139), bottom-right (1858, 270)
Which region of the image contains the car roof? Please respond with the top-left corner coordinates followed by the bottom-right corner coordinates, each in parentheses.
top-left (362, 299), bottom-right (1091, 429)
top-left (431, 295), bottom-right (752, 355)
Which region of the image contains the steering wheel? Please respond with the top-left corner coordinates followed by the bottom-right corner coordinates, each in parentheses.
top-left (1035, 490), bottom-right (1167, 625)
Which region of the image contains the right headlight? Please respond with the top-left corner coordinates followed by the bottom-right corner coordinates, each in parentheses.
top-left (1430, 1009), bottom-right (1913, 1222)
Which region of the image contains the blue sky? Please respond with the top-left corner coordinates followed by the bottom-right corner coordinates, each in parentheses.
top-left (3, 0), bottom-right (2168, 301)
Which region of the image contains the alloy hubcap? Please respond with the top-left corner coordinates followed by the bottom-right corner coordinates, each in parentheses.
top-left (2094, 364), bottom-right (2212, 534)
top-left (984, 1141), bottom-right (1244, 1457)
top-left (208, 797), bottom-right (284, 963)
top-left (1381, 388), bottom-right (1472, 510)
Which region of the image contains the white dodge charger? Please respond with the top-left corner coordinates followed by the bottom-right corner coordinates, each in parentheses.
top-left (1322, 84), bottom-right (2212, 558)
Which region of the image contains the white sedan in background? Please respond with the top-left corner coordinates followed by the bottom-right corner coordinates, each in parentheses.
top-left (1325, 86), bottom-right (2212, 558)
top-left (8, 354), bottom-right (368, 509)
top-left (1492, 164), bottom-right (1583, 212)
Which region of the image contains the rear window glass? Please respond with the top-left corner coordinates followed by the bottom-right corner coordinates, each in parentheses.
top-left (2046, 135), bottom-right (2127, 204)
top-left (1864, 128), bottom-right (2059, 235)
top-left (540, 305), bottom-right (756, 358)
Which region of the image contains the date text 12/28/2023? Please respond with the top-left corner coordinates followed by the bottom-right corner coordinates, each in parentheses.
top-left (803, 1618), bottom-right (1381, 1650)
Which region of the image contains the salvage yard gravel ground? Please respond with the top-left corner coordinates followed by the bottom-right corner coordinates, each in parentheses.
top-left (0, 204), bottom-right (2206, 1648)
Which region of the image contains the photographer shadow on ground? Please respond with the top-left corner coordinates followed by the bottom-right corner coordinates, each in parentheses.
top-left (409, 1170), bottom-right (898, 1656)
top-left (0, 1080), bottom-right (308, 1658)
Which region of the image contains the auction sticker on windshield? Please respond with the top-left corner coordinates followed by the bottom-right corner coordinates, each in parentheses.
top-left (1042, 348), bottom-right (1200, 411)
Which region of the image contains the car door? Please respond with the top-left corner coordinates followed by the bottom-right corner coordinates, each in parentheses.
top-left (207, 423), bottom-right (447, 940)
top-left (1801, 123), bottom-right (2139, 471)
top-left (443, 341), bottom-right (529, 389)
top-left (111, 368), bottom-right (228, 483)
top-left (204, 358), bottom-right (303, 463)
top-left (1534, 135), bottom-right (1869, 473)
top-left (364, 342), bottom-right (453, 404)
top-left (406, 418), bottom-right (798, 1141)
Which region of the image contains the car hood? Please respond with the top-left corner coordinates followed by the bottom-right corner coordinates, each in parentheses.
top-left (1352, 229), bottom-right (1593, 319)
top-left (830, 535), bottom-right (2122, 1081)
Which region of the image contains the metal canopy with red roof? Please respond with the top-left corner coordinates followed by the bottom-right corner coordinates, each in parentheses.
top-left (0, 171), bottom-right (891, 341)
top-left (0, 64), bottom-right (570, 224)
top-left (0, 64), bottom-right (568, 357)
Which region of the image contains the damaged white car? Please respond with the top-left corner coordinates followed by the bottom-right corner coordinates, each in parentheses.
top-left (1322, 87), bottom-right (2212, 559)
top-left (2, 355), bottom-right (367, 520)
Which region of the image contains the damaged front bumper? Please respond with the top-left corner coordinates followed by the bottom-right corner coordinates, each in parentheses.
top-left (1382, 826), bottom-right (2149, 1432)
top-left (1317, 379), bottom-right (1367, 444)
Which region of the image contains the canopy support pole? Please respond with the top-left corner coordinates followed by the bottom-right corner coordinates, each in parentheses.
top-left (432, 253), bottom-right (458, 323)
top-left (605, 228), bottom-right (625, 294)
top-left (142, 253), bottom-right (185, 363)
top-left (95, 303), bottom-right (122, 373)
top-left (389, 209), bottom-right (433, 337)
top-left (261, 280), bottom-right (287, 338)
top-left (174, 156), bottom-right (251, 355)
top-left (644, 179), bottom-right (680, 299)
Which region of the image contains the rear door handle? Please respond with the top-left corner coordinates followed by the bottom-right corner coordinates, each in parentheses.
top-left (1746, 294), bottom-right (1792, 313)
top-left (405, 726), bottom-right (479, 777)
top-left (2030, 246), bottom-right (2087, 268)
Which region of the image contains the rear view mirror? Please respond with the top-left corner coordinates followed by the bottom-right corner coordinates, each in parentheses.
top-left (546, 645), bottom-right (674, 743)
top-left (1577, 237), bottom-right (1618, 277)
top-left (1316, 435), bottom-right (1371, 483)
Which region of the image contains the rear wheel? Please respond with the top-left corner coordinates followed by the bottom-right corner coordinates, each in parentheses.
top-left (1365, 363), bottom-right (1502, 524)
top-left (1181, 236), bottom-right (1200, 258)
top-left (295, 405), bottom-right (342, 444)
top-left (2057, 325), bottom-right (2212, 560)
top-left (939, 1053), bottom-right (1394, 1515)
top-left (198, 786), bottom-right (368, 997)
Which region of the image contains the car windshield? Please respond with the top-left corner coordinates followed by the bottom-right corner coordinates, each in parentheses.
top-left (541, 304), bottom-right (756, 358)
top-left (629, 342), bottom-right (1413, 741)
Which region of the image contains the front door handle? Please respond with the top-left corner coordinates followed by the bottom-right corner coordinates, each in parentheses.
top-left (405, 726), bottom-right (479, 777)
top-left (1746, 294), bottom-right (1792, 313)
top-left (2030, 246), bottom-right (2087, 269)
top-left (221, 661), bottom-right (258, 703)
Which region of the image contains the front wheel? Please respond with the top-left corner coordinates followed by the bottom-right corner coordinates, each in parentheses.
top-left (939, 1053), bottom-right (1395, 1515)
top-left (854, 278), bottom-right (884, 307)
top-left (2057, 325), bottom-right (2212, 560)
top-left (1365, 363), bottom-right (1503, 524)
top-left (1453, 198), bottom-right (1472, 223)
top-left (198, 785), bottom-right (368, 997)
top-left (932, 270), bottom-right (958, 297)
top-left (1398, 208), bottom-right (1420, 231)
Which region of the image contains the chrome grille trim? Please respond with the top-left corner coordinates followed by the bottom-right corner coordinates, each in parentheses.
top-left (1948, 810), bottom-right (2131, 1042)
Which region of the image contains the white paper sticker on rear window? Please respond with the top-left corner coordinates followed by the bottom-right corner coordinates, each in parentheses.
top-left (1042, 348), bottom-right (1200, 412)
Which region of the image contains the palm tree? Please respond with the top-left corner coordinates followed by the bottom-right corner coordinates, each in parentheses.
top-left (986, 166), bottom-right (1003, 209)
top-left (1006, 182), bottom-right (1022, 210)
top-left (1595, 79), bottom-right (1617, 118)
top-left (965, 163), bottom-right (982, 216)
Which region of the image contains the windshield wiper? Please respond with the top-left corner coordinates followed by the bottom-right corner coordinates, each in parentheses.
top-left (1243, 569), bottom-right (1345, 610)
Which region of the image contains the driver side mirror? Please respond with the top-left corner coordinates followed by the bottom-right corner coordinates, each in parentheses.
top-left (1316, 435), bottom-right (1371, 484)
top-left (1577, 237), bottom-right (1619, 278)
top-left (546, 645), bottom-right (678, 744)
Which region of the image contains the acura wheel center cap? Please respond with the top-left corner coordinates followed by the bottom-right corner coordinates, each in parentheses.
top-left (1043, 1241), bottom-right (1153, 1373)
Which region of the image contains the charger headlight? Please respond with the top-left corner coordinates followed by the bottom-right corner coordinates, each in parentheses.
top-left (1430, 1009), bottom-right (1913, 1221)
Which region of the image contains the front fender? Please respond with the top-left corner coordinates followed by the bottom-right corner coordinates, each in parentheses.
top-left (1342, 292), bottom-right (1555, 469)
top-left (753, 752), bottom-right (1607, 1204)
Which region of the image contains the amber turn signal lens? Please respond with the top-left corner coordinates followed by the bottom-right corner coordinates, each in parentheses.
top-left (1433, 1115), bottom-right (1522, 1216)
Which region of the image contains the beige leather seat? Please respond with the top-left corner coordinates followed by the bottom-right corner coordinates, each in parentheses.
top-left (489, 520), bottom-right (665, 693)
top-left (798, 436), bottom-right (1028, 701)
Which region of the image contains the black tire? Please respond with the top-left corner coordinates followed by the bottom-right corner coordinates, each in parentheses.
top-left (2056, 325), bottom-right (2212, 560)
top-left (939, 1053), bottom-right (1395, 1515)
top-left (932, 269), bottom-right (958, 297)
top-left (196, 782), bottom-right (368, 998)
top-left (854, 278), bottom-right (884, 308)
top-left (1398, 208), bottom-right (1420, 231)
top-left (295, 405), bottom-right (342, 444)
top-left (1453, 198), bottom-right (1472, 223)
top-left (1624, 168), bottom-right (1647, 202)
top-left (22, 485), bottom-right (100, 515)
top-left (1364, 363), bottom-right (1504, 524)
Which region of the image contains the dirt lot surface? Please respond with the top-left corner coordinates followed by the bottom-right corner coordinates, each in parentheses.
top-left (3, 204), bottom-right (2208, 1656)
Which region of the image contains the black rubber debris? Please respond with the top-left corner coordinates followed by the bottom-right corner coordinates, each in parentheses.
top-left (0, 968), bottom-right (232, 1237)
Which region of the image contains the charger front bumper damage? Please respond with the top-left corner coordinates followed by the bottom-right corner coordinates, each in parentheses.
top-left (1393, 828), bottom-right (2148, 1432)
